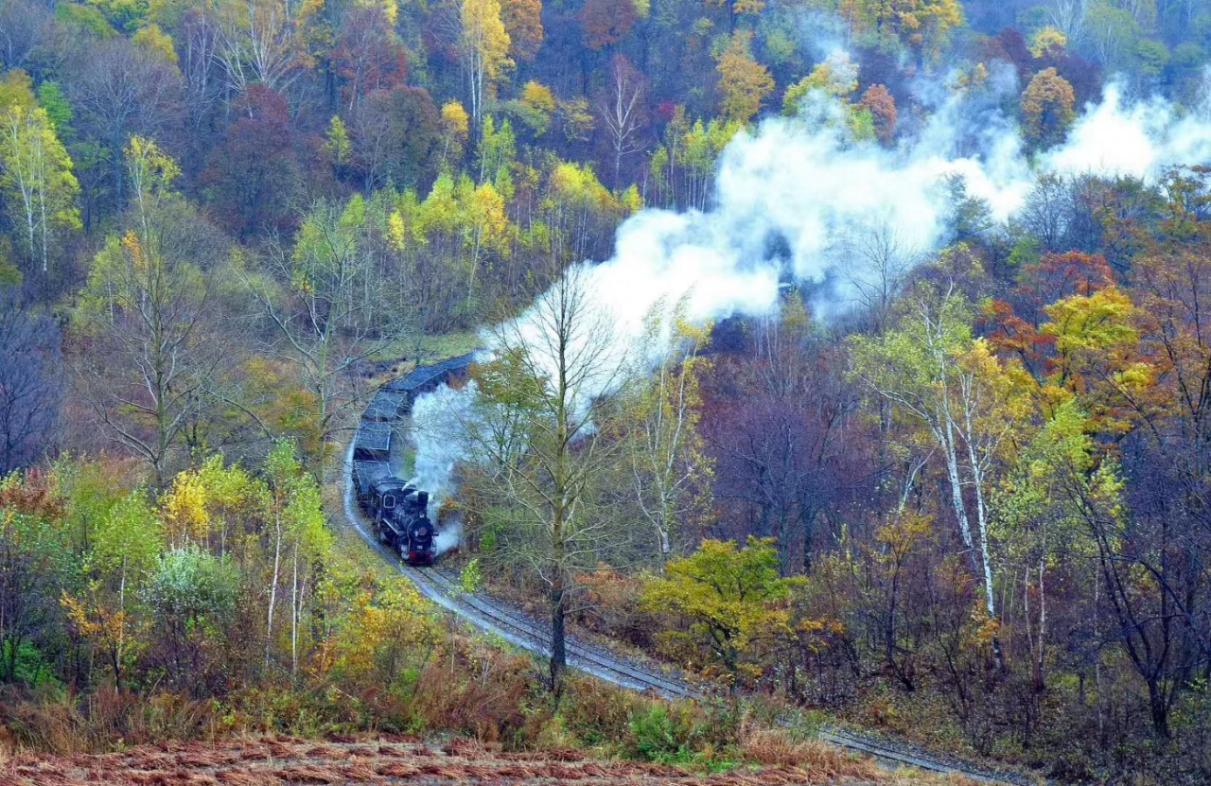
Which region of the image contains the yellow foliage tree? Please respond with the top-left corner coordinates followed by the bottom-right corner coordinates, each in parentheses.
top-left (715, 31), bottom-right (774, 124)
top-left (1021, 67), bottom-right (1076, 148)
top-left (460, 0), bottom-right (513, 122)
top-left (641, 538), bottom-right (793, 687)
top-left (0, 74), bottom-right (81, 275)
top-left (839, 0), bottom-right (964, 61)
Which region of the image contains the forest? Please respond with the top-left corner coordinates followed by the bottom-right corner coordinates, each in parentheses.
top-left (1, 0), bottom-right (1211, 783)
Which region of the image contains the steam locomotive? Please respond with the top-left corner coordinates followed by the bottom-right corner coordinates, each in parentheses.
top-left (351, 353), bottom-right (476, 565)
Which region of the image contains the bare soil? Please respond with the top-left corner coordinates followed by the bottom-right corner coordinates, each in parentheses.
top-left (0, 734), bottom-right (928, 786)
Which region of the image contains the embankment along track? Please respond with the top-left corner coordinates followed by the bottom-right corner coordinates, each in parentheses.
top-left (342, 432), bottom-right (1043, 786)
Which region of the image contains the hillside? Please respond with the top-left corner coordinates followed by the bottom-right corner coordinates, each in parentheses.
top-left (3, 0), bottom-right (1211, 783)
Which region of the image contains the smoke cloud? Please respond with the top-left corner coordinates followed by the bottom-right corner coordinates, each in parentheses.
top-left (408, 380), bottom-right (481, 517)
top-left (1044, 82), bottom-right (1211, 178)
top-left (434, 516), bottom-right (462, 556)
top-left (407, 65), bottom-right (1211, 544)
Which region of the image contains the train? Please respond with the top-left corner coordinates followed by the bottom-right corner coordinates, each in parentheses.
top-left (351, 353), bottom-right (477, 565)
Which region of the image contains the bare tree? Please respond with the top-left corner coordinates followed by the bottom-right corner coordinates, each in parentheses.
top-left (468, 266), bottom-right (626, 697)
top-left (845, 222), bottom-right (914, 335)
top-left (0, 0), bottom-right (52, 73)
top-left (68, 40), bottom-right (183, 212)
top-left (74, 139), bottom-right (227, 486)
top-left (180, 10), bottom-right (222, 164)
top-left (596, 54), bottom-right (647, 189)
top-left (211, 0), bottom-right (311, 101)
top-left (0, 291), bottom-right (61, 474)
top-left (1047, 0), bottom-right (1089, 41)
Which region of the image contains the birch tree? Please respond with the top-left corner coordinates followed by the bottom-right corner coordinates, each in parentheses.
top-left (620, 313), bottom-right (712, 564)
top-left (459, 0), bottom-right (512, 124)
top-left (0, 94), bottom-right (81, 275)
top-left (596, 54), bottom-right (646, 188)
top-left (211, 0), bottom-right (313, 99)
top-left (264, 440), bottom-right (329, 677)
top-left (850, 282), bottom-right (1031, 664)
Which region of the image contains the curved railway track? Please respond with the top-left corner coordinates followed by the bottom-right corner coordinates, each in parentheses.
top-left (342, 413), bottom-right (1043, 786)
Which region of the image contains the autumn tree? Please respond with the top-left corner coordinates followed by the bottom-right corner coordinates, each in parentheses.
top-left (850, 280), bottom-right (1033, 661)
top-left (839, 0), bottom-right (965, 62)
top-left (782, 54), bottom-right (859, 117)
top-left (715, 32), bottom-right (773, 124)
top-left (466, 266), bottom-right (627, 698)
top-left (439, 100), bottom-right (471, 166)
top-left (75, 138), bottom-right (228, 486)
top-left (63, 488), bottom-right (163, 689)
top-left (202, 85), bottom-right (303, 238)
top-left (501, 0), bottom-right (543, 62)
top-left (330, 5), bottom-right (409, 114)
top-left (859, 84), bottom-right (897, 144)
top-left (579, 0), bottom-right (637, 52)
top-left (0, 72), bottom-right (81, 276)
top-left (245, 195), bottom-right (418, 466)
top-left (641, 538), bottom-right (793, 688)
top-left (1021, 67), bottom-right (1076, 148)
top-left (459, 0), bottom-right (512, 123)
top-left (351, 85), bottom-right (441, 191)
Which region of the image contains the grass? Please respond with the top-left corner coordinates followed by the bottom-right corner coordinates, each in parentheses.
top-left (369, 330), bottom-right (481, 364)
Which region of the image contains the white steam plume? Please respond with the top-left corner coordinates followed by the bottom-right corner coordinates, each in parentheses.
top-left (408, 69), bottom-right (1211, 546)
top-left (1044, 82), bottom-right (1211, 178)
top-left (434, 516), bottom-right (462, 556)
top-left (409, 381), bottom-right (480, 518)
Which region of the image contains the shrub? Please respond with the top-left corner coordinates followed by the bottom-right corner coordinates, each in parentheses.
top-left (629, 704), bottom-right (684, 762)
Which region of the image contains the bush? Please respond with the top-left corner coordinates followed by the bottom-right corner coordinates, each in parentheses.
top-left (559, 677), bottom-right (638, 747)
top-left (629, 705), bottom-right (685, 762)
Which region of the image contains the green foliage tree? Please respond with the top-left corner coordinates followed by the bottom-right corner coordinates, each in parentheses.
top-left (641, 538), bottom-right (792, 687)
top-left (0, 72), bottom-right (81, 276)
top-left (466, 266), bottom-right (626, 698)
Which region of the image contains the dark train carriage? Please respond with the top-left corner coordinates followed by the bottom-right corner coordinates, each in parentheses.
top-left (352, 459), bottom-right (391, 500)
top-left (364, 389), bottom-right (409, 422)
top-left (353, 420), bottom-right (397, 463)
top-left (381, 352), bottom-right (478, 412)
top-left (353, 354), bottom-right (477, 566)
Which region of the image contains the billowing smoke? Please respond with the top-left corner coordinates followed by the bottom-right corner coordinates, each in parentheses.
top-left (434, 515), bottom-right (462, 556)
top-left (409, 380), bottom-right (480, 518)
top-left (1044, 82), bottom-right (1211, 178)
top-left (407, 64), bottom-right (1211, 543)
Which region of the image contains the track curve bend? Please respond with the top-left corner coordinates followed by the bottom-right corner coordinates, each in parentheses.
top-left (340, 367), bottom-right (1044, 786)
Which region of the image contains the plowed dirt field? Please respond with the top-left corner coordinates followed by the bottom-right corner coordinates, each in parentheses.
top-left (0, 734), bottom-right (938, 786)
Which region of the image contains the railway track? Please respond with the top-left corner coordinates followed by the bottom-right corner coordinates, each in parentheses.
top-left (341, 439), bottom-right (1042, 785)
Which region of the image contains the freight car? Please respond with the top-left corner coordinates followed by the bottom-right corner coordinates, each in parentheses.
top-left (351, 353), bottom-right (477, 565)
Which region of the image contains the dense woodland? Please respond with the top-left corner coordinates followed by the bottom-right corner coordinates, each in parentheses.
top-left (2, 0), bottom-right (1211, 783)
